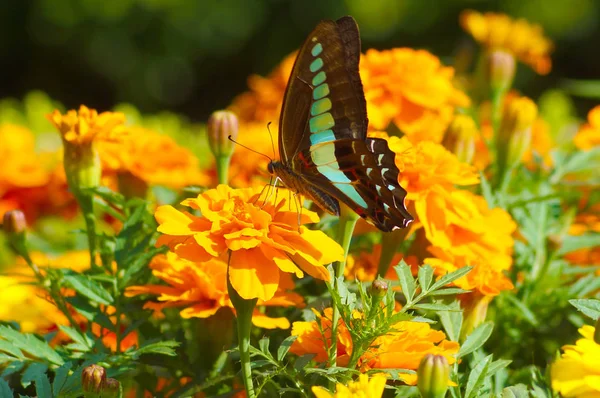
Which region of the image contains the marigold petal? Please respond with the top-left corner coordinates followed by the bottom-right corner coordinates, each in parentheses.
top-left (251, 313), bottom-right (290, 329)
top-left (155, 206), bottom-right (196, 235)
top-left (229, 248), bottom-right (280, 300)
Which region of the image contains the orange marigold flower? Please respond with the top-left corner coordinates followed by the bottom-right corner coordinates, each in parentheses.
top-left (229, 53), bottom-right (296, 124)
top-left (312, 374), bottom-right (387, 398)
top-left (290, 308), bottom-right (459, 386)
top-left (155, 184), bottom-right (343, 301)
top-left (345, 244), bottom-right (419, 282)
top-left (574, 105), bottom-right (600, 150)
top-left (460, 10), bottom-right (553, 75)
top-left (418, 188), bottom-right (517, 296)
top-left (522, 118), bottom-right (554, 169)
top-left (361, 48), bottom-right (470, 142)
top-left (98, 126), bottom-right (209, 189)
top-left (384, 135), bottom-right (480, 200)
top-left (126, 252), bottom-right (304, 329)
top-left (46, 105), bottom-right (126, 145)
top-left (564, 205), bottom-right (600, 269)
top-left (551, 325), bottom-right (600, 397)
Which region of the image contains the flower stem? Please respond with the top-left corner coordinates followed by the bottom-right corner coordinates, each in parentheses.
top-left (227, 253), bottom-right (257, 398)
top-left (329, 204), bottom-right (359, 366)
top-left (77, 192), bottom-right (98, 269)
top-left (216, 155), bottom-right (231, 185)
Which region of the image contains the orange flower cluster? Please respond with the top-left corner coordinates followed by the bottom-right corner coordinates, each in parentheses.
top-left (126, 252), bottom-right (304, 329)
top-left (564, 204), bottom-right (600, 269)
top-left (460, 10), bottom-right (553, 75)
top-left (46, 105), bottom-right (126, 145)
top-left (361, 48), bottom-right (470, 142)
top-left (98, 126), bottom-right (209, 189)
top-left (574, 105), bottom-right (600, 150)
top-left (289, 308), bottom-right (459, 385)
top-left (155, 185), bottom-right (343, 301)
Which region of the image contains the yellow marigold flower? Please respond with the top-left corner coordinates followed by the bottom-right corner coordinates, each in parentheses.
top-left (229, 53), bottom-right (296, 124)
top-left (126, 252), bottom-right (303, 329)
top-left (312, 374), bottom-right (387, 398)
top-left (155, 184), bottom-right (343, 301)
top-left (361, 48), bottom-right (470, 142)
top-left (574, 105), bottom-right (600, 150)
top-left (46, 105), bottom-right (126, 145)
top-left (384, 135), bottom-right (480, 200)
top-left (551, 325), bottom-right (600, 397)
top-left (97, 126), bottom-right (209, 189)
top-left (290, 308), bottom-right (459, 386)
top-left (460, 10), bottom-right (553, 75)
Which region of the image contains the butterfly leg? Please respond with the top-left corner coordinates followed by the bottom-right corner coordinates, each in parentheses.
top-left (291, 192), bottom-right (304, 232)
top-left (253, 176), bottom-right (274, 205)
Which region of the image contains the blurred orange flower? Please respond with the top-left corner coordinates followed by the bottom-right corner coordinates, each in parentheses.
top-left (522, 118), bottom-right (554, 169)
top-left (46, 105), bottom-right (126, 144)
top-left (345, 244), bottom-right (419, 282)
top-left (460, 10), bottom-right (553, 75)
top-left (564, 205), bottom-right (600, 269)
top-left (154, 184), bottom-right (343, 301)
top-left (574, 105), bottom-right (600, 150)
top-left (98, 126), bottom-right (209, 189)
top-left (290, 308), bottom-right (459, 386)
top-left (361, 48), bottom-right (470, 142)
top-left (126, 252), bottom-right (304, 329)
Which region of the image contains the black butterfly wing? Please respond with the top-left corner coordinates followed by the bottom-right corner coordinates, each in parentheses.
top-left (279, 16), bottom-right (413, 231)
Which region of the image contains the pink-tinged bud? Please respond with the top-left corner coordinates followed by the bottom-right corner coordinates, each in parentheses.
top-left (2, 210), bottom-right (27, 236)
top-left (207, 110), bottom-right (239, 160)
top-left (442, 115), bottom-right (478, 164)
top-left (103, 378), bottom-right (121, 397)
top-left (82, 364), bottom-right (106, 394)
top-left (418, 354), bottom-right (451, 398)
top-left (487, 50), bottom-right (516, 94)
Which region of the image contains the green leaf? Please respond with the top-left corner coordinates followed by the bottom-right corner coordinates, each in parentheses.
top-left (34, 371), bottom-right (52, 398)
top-left (413, 303), bottom-right (457, 311)
top-left (129, 341), bottom-right (179, 358)
top-left (1, 361), bottom-right (25, 377)
top-left (52, 362), bottom-right (73, 396)
top-left (479, 171), bottom-right (496, 207)
top-left (277, 336), bottom-right (297, 362)
top-left (559, 233), bottom-right (600, 255)
top-left (428, 288), bottom-right (469, 296)
top-left (63, 275), bottom-right (114, 305)
top-left (459, 322), bottom-right (494, 358)
top-left (439, 302), bottom-right (463, 342)
top-left (429, 267), bottom-right (473, 291)
top-left (395, 261), bottom-right (416, 302)
top-left (502, 384), bottom-right (529, 398)
top-left (569, 299), bottom-right (600, 320)
top-left (0, 379), bottom-right (13, 398)
top-left (22, 362), bottom-right (48, 388)
top-left (0, 326), bottom-right (64, 365)
top-left (294, 354), bottom-right (314, 371)
top-left (0, 340), bottom-right (25, 359)
top-left (464, 354), bottom-right (492, 398)
top-left (417, 265), bottom-right (434, 291)
top-left (487, 359), bottom-right (512, 376)
top-left (259, 337), bottom-right (270, 354)
top-left (57, 326), bottom-right (92, 350)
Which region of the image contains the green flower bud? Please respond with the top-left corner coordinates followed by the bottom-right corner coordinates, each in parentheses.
top-left (417, 354), bottom-right (450, 398)
top-left (63, 140), bottom-right (102, 195)
top-left (207, 110), bottom-right (239, 160)
top-left (82, 364), bottom-right (106, 394)
top-left (486, 50), bottom-right (516, 95)
top-left (370, 279), bottom-right (389, 298)
top-left (103, 378), bottom-right (121, 397)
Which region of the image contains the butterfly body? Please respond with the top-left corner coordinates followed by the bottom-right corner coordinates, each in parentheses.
top-left (271, 16), bottom-right (413, 232)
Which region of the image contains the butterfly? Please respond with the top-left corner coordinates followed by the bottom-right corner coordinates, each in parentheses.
top-left (267, 16), bottom-right (413, 232)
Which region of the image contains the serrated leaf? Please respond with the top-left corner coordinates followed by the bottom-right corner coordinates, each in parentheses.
top-left (558, 233), bottom-right (600, 255)
top-left (0, 326), bottom-right (64, 365)
top-left (569, 299), bottom-right (600, 320)
top-left (63, 275), bottom-right (113, 305)
top-left (130, 341), bottom-right (179, 357)
top-left (52, 362), bottom-right (73, 396)
top-left (429, 288), bottom-right (469, 296)
top-left (413, 303), bottom-right (456, 311)
top-left (259, 337), bottom-right (270, 354)
top-left (502, 384), bottom-right (529, 398)
top-left (487, 359), bottom-right (512, 376)
top-left (57, 326), bottom-right (91, 350)
top-left (429, 267), bottom-right (473, 291)
top-left (0, 340), bottom-right (25, 359)
top-left (277, 336), bottom-right (297, 362)
top-left (34, 371), bottom-right (52, 398)
top-left (459, 322), bottom-right (494, 358)
top-left (249, 360), bottom-right (271, 368)
top-left (417, 265), bottom-right (434, 291)
top-left (465, 354), bottom-right (492, 398)
top-left (22, 362), bottom-right (48, 388)
top-left (294, 354), bottom-right (314, 371)
top-left (1, 361), bottom-right (25, 377)
top-left (395, 262), bottom-right (416, 302)
top-left (439, 303), bottom-right (463, 342)
top-left (0, 379), bottom-right (13, 397)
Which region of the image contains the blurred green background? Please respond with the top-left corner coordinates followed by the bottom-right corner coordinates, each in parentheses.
top-left (1, 0), bottom-right (599, 121)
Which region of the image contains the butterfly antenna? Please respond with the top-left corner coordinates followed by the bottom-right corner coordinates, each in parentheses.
top-left (266, 122), bottom-right (276, 159)
top-left (228, 136), bottom-right (273, 162)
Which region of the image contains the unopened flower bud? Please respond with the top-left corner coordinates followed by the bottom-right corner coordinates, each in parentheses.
top-left (370, 279), bottom-right (389, 298)
top-left (207, 110), bottom-right (239, 160)
top-left (3, 210), bottom-right (27, 236)
top-left (82, 364), bottom-right (106, 394)
top-left (63, 141), bottom-right (102, 194)
top-left (497, 97), bottom-right (537, 176)
top-left (103, 378), bottom-right (121, 397)
top-left (487, 50), bottom-right (516, 95)
top-left (418, 354), bottom-right (450, 398)
top-left (442, 115), bottom-right (478, 164)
